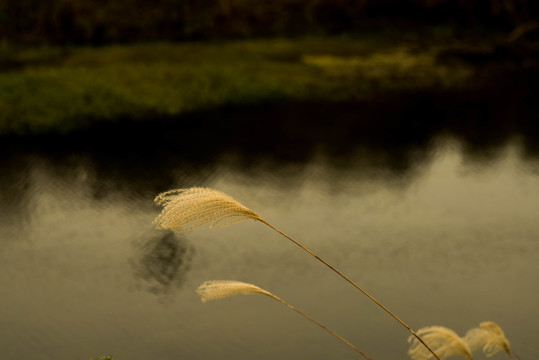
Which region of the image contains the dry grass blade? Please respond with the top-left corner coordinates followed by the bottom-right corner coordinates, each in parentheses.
top-left (153, 188), bottom-right (262, 231)
top-left (196, 280), bottom-right (373, 360)
top-left (408, 326), bottom-right (473, 360)
top-left (464, 321), bottom-right (512, 359)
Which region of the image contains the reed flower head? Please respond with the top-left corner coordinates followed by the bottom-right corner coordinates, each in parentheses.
top-left (153, 187), bottom-right (263, 232)
top-left (408, 326), bottom-right (473, 360)
top-left (464, 321), bottom-right (512, 359)
top-left (196, 280), bottom-right (277, 303)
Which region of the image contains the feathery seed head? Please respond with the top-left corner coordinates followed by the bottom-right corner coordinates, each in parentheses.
top-left (408, 326), bottom-right (473, 360)
top-left (479, 321), bottom-right (505, 337)
top-left (464, 321), bottom-right (511, 358)
top-left (196, 280), bottom-right (277, 303)
top-left (153, 187), bottom-right (263, 232)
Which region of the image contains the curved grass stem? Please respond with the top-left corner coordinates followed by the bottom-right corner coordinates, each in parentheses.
top-left (260, 220), bottom-right (442, 360)
top-left (271, 295), bottom-right (373, 360)
top-left (197, 280), bottom-right (372, 359)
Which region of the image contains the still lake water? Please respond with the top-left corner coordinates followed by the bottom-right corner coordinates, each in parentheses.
top-left (1, 95), bottom-right (539, 360)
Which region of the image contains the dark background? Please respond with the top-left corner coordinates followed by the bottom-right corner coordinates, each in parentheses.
top-left (2, 0), bottom-right (538, 45)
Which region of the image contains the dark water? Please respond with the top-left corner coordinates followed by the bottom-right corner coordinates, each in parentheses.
top-left (1, 90), bottom-right (539, 360)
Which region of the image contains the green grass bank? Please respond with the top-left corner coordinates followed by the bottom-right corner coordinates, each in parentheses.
top-left (0, 31), bottom-right (517, 135)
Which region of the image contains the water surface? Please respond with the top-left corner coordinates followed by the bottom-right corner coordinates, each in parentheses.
top-left (1, 96), bottom-right (538, 360)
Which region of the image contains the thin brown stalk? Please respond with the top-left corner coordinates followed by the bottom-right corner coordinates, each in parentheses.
top-left (259, 220), bottom-right (442, 360)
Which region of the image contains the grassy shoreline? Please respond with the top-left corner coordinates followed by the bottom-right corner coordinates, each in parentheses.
top-left (0, 32), bottom-right (514, 135)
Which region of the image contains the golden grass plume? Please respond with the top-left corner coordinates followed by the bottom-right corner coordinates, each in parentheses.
top-left (408, 326), bottom-right (473, 360)
top-left (196, 280), bottom-right (274, 302)
top-left (464, 321), bottom-right (512, 359)
top-left (153, 187), bottom-right (262, 231)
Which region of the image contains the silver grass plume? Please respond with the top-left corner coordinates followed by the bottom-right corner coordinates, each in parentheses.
top-left (408, 326), bottom-right (473, 360)
top-left (464, 321), bottom-right (512, 359)
top-left (153, 187), bottom-right (262, 231)
top-left (154, 187), bottom-right (441, 360)
top-left (197, 280), bottom-right (274, 302)
top-left (196, 280), bottom-right (372, 360)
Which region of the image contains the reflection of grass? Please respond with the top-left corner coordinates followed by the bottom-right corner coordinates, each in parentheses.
top-left (0, 36), bottom-right (475, 135)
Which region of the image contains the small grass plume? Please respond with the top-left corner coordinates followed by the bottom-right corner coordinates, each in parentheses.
top-left (408, 326), bottom-right (473, 360)
top-left (464, 321), bottom-right (512, 359)
top-left (154, 187), bottom-right (441, 360)
top-left (197, 280), bottom-right (274, 302)
top-left (197, 280), bottom-right (372, 359)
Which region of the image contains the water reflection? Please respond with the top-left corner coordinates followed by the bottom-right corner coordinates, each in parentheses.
top-left (131, 231), bottom-right (194, 295)
top-left (2, 93), bottom-right (539, 209)
top-left (1, 92), bottom-right (539, 360)
top-left (0, 155), bottom-right (33, 243)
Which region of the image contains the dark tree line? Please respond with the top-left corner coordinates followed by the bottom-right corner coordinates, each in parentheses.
top-left (1, 0), bottom-right (537, 45)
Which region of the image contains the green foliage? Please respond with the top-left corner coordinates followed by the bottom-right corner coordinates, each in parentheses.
top-left (0, 36), bottom-right (475, 135)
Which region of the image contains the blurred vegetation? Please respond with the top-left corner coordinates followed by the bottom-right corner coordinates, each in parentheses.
top-left (0, 0), bottom-right (537, 45)
top-left (0, 1), bottom-right (537, 136)
top-left (0, 34), bottom-right (482, 135)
